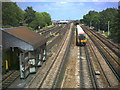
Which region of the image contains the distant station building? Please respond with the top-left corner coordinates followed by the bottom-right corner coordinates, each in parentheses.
top-left (52, 20), bottom-right (58, 25)
top-left (52, 20), bottom-right (70, 24)
top-left (57, 20), bottom-right (69, 24)
top-left (1, 27), bottom-right (47, 78)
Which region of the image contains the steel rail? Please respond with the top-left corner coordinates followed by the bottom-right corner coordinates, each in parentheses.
top-left (84, 46), bottom-right (99, 89)
top-left (2, 70), bottom-right (20, 89)
top-left (87, 40), bottom-right (111, 87)
top-left (37, 24), bottom-right (71, 89)
top-left (89, 28), bottom-right (120, 58)
top-left (47, 24), bottom-right (70, 50)
top-left (82, 26), bottom-right (120, 82)
top-left (90, 29), bottom-right (119, 49)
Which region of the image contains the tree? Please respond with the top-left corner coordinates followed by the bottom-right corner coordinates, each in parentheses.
top-left (24, 7), bottom-right (36, 26)
top-left (81, 8), bottom-right (118, 31)
top-left (29, 12), bottom-right (45, 29)
top-left (110, 6), bottom-right (120, 43)
top-left (82, 10), bottom-right (100, 30)
top-left (2, 3), bottom-right (52, 30)
top-left (41, 12), bottom-right (52, 26)
top-left (99, 8), bottom-right (118, 31)
top-left (2, 2), bottom-right (24, 27)
top-left (29, 12), bottom-right (52, 29)
top-left (24, 7), bottom-right (52, 29)
top-left (81, 7), bottom-right (119, 43)
top-left (82, 14), bottom-right (90, 26)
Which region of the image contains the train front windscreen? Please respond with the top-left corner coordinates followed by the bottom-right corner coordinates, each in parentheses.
top-left (78, 34), bottom-right (86, 40)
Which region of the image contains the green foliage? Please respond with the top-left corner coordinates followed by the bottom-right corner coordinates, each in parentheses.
top-left (110, 6), bottom-right (120, 43)
top-left (2, 2), bottom-right (24, 27)
top-left (81, 8), bottom-right (117, 31)
top-left (99, 8), bottom-right (118, 31)
top-left (81, 8), bottom-right (119, 43)
top-left (82, 10), bottom-right (100, 30)
top-left (2, 2), bottom-right (52, 30)
top-left (28, 12), bottom-right (52, 29)
top-left (24, 7), bottom-right (52, 30)
top-left (24, 7), bottom-right (36, 26)
top-left (2, 25), bottom-right (12, 28)
top-left (27, 27), bottom-right (34, 31)
top-left (42, 25), bottom-right (54, 29)
top-left (41, 12), bottom-right (52, 26)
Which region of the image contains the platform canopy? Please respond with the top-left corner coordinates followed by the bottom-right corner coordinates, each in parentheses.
top-left (1, 27), bottom-right (46, 51)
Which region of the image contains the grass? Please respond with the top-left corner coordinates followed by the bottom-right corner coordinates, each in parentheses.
top-left (42, 24), bottom-right (54, 29)
top-left (90, 26), bottom-right (95, 29)
top-left (89, 26), bottom-right (110, 38)
top-left (98, 30), bottom-right (110, 37)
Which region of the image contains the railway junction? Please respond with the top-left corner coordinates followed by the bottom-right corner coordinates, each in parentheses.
top-left (0, 23), bottom-right (120, 89)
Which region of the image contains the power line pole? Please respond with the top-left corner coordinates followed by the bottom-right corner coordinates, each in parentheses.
top-left (108, 21), bottom-right (110, 35)
top-left (98, 20), bottom-right (100, 32)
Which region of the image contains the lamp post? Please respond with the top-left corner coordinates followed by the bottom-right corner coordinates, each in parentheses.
top-left (108, 21), bottom-right (110, 35)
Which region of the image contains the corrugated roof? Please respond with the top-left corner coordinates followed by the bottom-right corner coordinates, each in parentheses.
top-left (3, 27), bottom-right (46, 49)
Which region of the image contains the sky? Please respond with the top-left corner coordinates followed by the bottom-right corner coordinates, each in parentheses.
top-left (9, 0), bottom-right (120, 2)
top-left (15, 1), bottom-right (118, 20)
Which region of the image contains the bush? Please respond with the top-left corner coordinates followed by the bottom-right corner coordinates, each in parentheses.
top-left (27, 27), bottom-right (34, 31)
top-left (2, 25), bottom-right (13, 28)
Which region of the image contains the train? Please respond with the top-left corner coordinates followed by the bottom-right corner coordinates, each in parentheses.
top-left (76, 25), bottom-right (87, 46)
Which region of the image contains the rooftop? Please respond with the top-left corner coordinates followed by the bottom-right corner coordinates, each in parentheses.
top-left (1, 27), bottom-right (46, 49)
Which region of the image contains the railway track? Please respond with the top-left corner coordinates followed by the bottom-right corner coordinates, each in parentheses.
top-left (38, 25), bottom-right (64, 45)
top-left (82, 26), bottom-right (120, 84)
top-left (27, 23), bottom-right (73, 88)
top-left (59, 24), bottom-right (119, 88)
top-left (79, 46), bottom-right (98, 88)
top-left (84, 46), bottom-right (99, 88)
top-left (1, 24), bottom-right (70, 89)
top-left (90, 28), bottom-right (120, 48)
top-left (2, 24), bottom-right (119, 89)
top-left (2, 71), bottom-right (15, 81)
top-left (89, 28), bottom-right (120, 58)
top-left (39, 24), bottom-right (72, 88)
top-left (2, 70), bottom-right (20, 89)
top-left (39, 25), bottom-right (63, 37)
top-left (47, 24), bottom-right (70, 50)
top-left (37, 24), bottom-right (70, 51)
top-left (46, 24), bottom-right (69, 39)
top-left (87, 38), bottom-right (120, 87)
top-left (38, 25), bottom-right (60, 34)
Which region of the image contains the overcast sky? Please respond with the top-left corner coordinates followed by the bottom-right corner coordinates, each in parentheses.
top-left (15, 1), bottom-right (118, 20)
